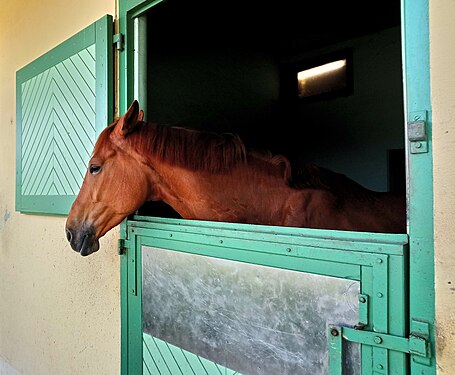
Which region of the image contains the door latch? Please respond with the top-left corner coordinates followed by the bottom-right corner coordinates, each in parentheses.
top-left (408, 112), bottom-right (428, 154)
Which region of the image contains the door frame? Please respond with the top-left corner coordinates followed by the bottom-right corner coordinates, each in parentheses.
top-left (401, 1), bottom-right (435, 372)
top-left (118, 0), bottom-right (435, 373)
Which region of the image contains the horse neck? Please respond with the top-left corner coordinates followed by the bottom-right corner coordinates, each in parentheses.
top-left (143, 154), bottom-right (295, 223)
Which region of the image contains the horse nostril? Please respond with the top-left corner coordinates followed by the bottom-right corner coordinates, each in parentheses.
top-left (66, 228), bottom-right (73, 242)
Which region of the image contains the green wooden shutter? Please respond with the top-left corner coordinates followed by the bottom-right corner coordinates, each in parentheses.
top-left (16, 14), bottom-right (113, 215)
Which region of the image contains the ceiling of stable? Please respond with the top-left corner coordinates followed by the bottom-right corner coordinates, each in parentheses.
top-left (148, 0), bottom-right (401, 56)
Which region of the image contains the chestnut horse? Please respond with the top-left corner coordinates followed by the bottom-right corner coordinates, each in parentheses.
top-left (65, 100), bottom-right (406, 256)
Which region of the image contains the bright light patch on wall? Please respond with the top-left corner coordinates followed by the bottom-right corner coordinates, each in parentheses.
top-left (298, 59), bottom-right (347, 98)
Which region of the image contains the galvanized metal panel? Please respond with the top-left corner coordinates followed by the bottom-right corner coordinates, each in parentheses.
top-left (15, 15), bottom-right (113, 215)
top-left (142, 246), bottom-right (361, 375)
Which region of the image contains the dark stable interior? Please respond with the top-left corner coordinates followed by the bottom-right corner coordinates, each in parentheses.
top-left (136, 0), bottom-right (404, 219)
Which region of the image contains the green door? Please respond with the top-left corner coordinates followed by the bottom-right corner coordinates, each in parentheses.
top-left (119, 0), bottom-right (435, 373)
top-left (122, 216), bottom-right (411, 374)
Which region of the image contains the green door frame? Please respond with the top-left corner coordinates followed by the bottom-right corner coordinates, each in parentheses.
top-left (118, 0), bottom-right (435, 373)
top-left (401, 1), bottom-right (435, 373)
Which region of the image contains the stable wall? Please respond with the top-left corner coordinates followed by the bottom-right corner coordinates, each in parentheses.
top-left (430, 1), bottom-right (455, 373)
top-left (1, 1), bottom-right (455, 374)
top-left (291, 27), bottom-right (404, 192)
top-left (0, 1), bottom-right (119, 375)
top-left (148, 28), bottom-right (404, 191)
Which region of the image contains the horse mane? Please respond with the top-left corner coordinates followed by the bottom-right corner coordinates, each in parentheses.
top-left (108, 120), bottom-right (371, 195)
top-left (128, 122), bottom-right (248, 172)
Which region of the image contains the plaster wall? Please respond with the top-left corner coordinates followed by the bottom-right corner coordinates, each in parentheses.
top-left (1, 1), bottom-right (455, 374)
top-left (0, 1), bottom-right (119, 375)
top-left (430, 1), bottom-right (455, 373)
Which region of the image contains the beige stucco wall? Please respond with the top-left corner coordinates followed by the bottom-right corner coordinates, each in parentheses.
top-left (0, 1), bottom-right (119, 375)
top-left (430, 1), bottom-right (455, 374)
top-left (1, 1), bottom-right (455, 374)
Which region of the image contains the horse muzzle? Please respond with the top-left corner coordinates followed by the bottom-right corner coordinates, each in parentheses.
top-left (65, 225), bottom-right (100, 256)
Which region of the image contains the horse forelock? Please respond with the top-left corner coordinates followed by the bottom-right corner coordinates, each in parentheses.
top-left (92, 124), bottom-right (117, 156)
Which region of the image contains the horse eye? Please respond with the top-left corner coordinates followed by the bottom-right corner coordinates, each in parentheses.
top-left (89, 164), bottom-right (102, 175)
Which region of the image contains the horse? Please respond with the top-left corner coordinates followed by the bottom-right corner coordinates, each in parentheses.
top-left (65, 100), bottom-right (406, 256)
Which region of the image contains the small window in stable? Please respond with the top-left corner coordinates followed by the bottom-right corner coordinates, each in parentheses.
top-left (295, 51), bottom-right (352, 99)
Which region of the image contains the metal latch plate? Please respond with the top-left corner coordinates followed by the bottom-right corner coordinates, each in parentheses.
top-left (408, 120), bottom-right (426, 141)
top-left (408, 111), bottom-right (428, 154)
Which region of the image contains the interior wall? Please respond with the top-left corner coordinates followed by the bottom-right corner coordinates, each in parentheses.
top-left (290, 27), bottom-right (404, 191)
top-left (2, 1), bottom-right (454, 374)
top-left (146, 0), bottom-right (404, 192)
top-left (430, 0), bottom-right (455, 373)
top-left (0, 1), bottom-right (119, 375)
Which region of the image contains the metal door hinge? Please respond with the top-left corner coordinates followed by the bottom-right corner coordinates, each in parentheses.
top-left (118, 238), bottom-right (127, 255)
top-left (113, 33), bottom-right (125, 51)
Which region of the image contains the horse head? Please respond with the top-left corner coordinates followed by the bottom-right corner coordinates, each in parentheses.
top-left (65, 100), bottom-right (147, 256)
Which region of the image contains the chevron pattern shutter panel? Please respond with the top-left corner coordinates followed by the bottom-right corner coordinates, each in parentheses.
top-left (16, 15), bottom-right (113, 215)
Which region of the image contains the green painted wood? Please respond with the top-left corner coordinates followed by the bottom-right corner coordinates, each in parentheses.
top-left (144, 334), bottom-right (175, 375)
top-left (120, 242), bottom-right (129, 375)
top-left (122, 0), bottom-right (165, 17)
top-left (122, 218), bottom-right (407, 374)
top-left (387, 251), bottom-right (408, 373)
top-left (402, 0), bottom-right (436, 373)
top-left (130, 216), bottom-right (408, 254)
top-left (143, 333), bottom-right (240, 374)
top-left (328, 326), bottom-right (343, 375)
top-left (95, 15), bottom-right (114, 135)
top-left (127, 234), bottom-right (143, 375)
top-left (139, 233), bottom-right (362, 281)
top-left (15, 14), bottom-right (113, 215)
top-left (360, 266), bottom-right (374, 374)
top-left (373, 256), bottom-right (389, 333)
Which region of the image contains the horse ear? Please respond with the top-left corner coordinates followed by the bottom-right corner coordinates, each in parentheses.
top-left (138, 109), bottom-right (144, 122)
top-left (114, 100), bottom-right (141, 137)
